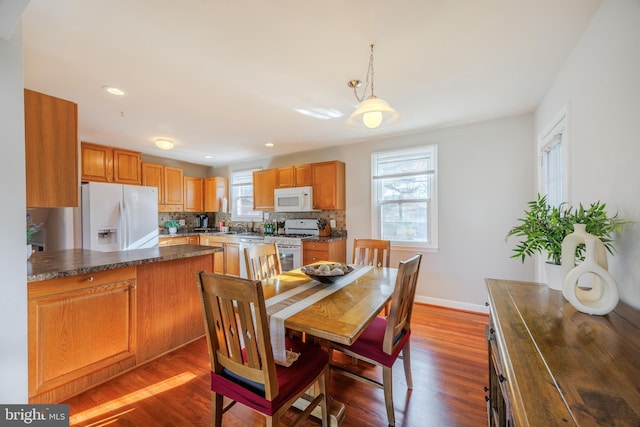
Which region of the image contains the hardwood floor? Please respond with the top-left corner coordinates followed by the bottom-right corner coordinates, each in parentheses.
top-left (65, 304), bottom-right (489, 426)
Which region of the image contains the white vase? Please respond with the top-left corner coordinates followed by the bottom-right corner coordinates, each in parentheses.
top-left (543, 261), bottom-right (564, 291)
top-left (561, 224), bottom-right (608, 278)
top-left (563, 239), bottom-right (619, 315)
top-left (27, 244), bottom-right (33, 260)
top-left (168, 227), bottom-right (177, 235)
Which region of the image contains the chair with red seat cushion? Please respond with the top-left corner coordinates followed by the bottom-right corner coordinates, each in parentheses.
top-left (329, 253), bottom-right (422, 426)
top-left (197, 271), bottom-right (329, 427)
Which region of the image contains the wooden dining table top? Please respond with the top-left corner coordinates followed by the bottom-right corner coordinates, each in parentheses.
top-left (261, 266), bottom-right (397, 346)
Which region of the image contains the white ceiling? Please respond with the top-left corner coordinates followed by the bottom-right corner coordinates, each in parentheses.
top-left (20, 0), bottom-right (601, 167)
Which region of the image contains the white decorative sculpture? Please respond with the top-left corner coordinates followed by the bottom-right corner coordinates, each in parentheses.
top-left (562, 237), bottom-right (619, 315)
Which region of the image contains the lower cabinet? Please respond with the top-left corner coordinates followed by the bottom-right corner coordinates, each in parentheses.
top-left (28, 268), bottom-right (137, 403)
top-left (158, 235), bottom-right (199, 246)
top-left (28, 255), bottom-right (213, 403)
top-left (200, 235), bottom-right (239, 276)
top-left (302, 239), bottom-right (346, 264)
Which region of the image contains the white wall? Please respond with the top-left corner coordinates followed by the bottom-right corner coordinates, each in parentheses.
top-left (0, 24), bottom-right (28, 402)
top-left (229, 114), bottom-right (536, 312)
top-left (535, 0), bottom-right (640, 309)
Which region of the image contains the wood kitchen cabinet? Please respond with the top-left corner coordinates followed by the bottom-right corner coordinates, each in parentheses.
top-left (25, 89), bottom-right (79, 207)
top-left (199, 235), bottom-right (239, 276)
top-left (28, 267), bottom-right (137, 403)
top-left (303, 239), bottom-right (346, 264)
top-left (158, 235), bottom-right (199, 246)
top-left (204, 176), bottom-right (228, 212)
top-left (253, 168), bottom-right (277, 210)
top-left (184, 176), bottom-right (204, 212)
top-left (81, 141), bottom-right (142, 185)
top-left (276, 164), bottom-right (312, 188)
top-left (142, 163), bottom-right (184, 212)
top-left (312, 160), bottom-right (345, 210)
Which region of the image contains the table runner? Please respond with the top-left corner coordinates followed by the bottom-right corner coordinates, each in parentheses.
top-left (266, 265), bottom-right (373, 366)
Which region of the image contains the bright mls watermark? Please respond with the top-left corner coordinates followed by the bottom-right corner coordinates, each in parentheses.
top-left (1, 405), bottom-right (69, 426)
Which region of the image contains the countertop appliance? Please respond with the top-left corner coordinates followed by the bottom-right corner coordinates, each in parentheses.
top-left (274, 186), bottom-right (315, 212)
top-left (195, 214), bottom-right (209, 228)
top-left (82, 182), bottom-right (158, 252)
top-left (264, 219), bottom-right (320, 272)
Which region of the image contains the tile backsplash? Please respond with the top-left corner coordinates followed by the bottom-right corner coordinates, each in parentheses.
top-left (158, 210), bottom-right (346, 236)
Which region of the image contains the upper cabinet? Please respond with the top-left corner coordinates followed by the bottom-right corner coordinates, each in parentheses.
top-left (25, 89), bottom-right (79, 207)
top-left (142, 163), bottom-right (184, 212)
top-left (253, 168), bottom-right (277, 211)
top-left (312, 160), bottom-right (345, 210)
top-left (81, 141), bottom-right (141, 185)
top-left (184, 176), bottom-right (204, 212)
top-left (253, 161), bottom-right (345, 211)
top-left (204, 177), bottom-right (228, 212)
top-left (276, 164), bottom-right (312, 188)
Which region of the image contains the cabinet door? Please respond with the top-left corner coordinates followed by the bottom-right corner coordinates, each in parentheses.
top-left (294, 164), bottom-right (313, 187)
top-left (25, 89), bottom-right (79, 207)
top-left (276, 166), bottom-right (294, 188)
top-left (312, 161), bottom-right (346, 210)
top-left (81, 142), bottom-right (112, 183)
top-left (303, 240), bottom-right (346, 264)
top-left (142, 163), bottom-right (164, 203)
top-left (184, 176), bottom-right (204, 212)
top-left (164, 166), bottom-right (184, 205)
top-left (204, 177), bottom-right (227, 212)
top-left (253, 168), bottom-right (277, 210)
top-left (113, 148), bottom-right (142, 184)
top-left (28, 268), bottom-right (136, 402)
top-left (225, 242), bottom-right (241, 277)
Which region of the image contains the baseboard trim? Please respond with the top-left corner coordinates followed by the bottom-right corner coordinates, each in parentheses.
top-left (415, 295), bottom-right (489, 314)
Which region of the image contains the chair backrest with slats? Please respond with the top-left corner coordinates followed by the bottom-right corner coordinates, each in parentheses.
top-left (353, 238), bottom-right (391, 268)
top-left (244, 243), bottom-right (282, 281)
top-left (383, 253), bottom-right (422, 354)
top-left (197, 271), bottom-right (279, 400)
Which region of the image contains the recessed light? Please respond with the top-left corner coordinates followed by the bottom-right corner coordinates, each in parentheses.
top-left (103, 85), bottom-right (126, 96)
top-left (155, 138), bottom-right (174, 150)
top-left (204, 155), bottom-right (213, 159)
top-left (265, 143), bottom-right (274, 147)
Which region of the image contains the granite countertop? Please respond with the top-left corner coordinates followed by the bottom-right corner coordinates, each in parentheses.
top-left (27, 245), bottom-right (223, 283)
top-left (302, 235), bottom-right (347, 243)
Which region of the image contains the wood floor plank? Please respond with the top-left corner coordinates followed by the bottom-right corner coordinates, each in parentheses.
top-left (65, 303), bottom-right (489, 426)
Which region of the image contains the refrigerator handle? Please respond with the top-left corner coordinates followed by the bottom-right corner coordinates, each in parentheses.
top-left (119, 200), bottom-right (127, 250)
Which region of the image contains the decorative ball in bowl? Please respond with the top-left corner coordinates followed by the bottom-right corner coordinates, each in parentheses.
top-left (301, 263), bottom-right (354, 283)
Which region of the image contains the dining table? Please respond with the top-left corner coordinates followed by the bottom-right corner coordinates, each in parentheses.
top-left (259, 263), bottom-right (398, 426)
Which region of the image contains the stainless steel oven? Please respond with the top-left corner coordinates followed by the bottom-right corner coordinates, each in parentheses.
top-left (276, 243), bottom-right (302, 272)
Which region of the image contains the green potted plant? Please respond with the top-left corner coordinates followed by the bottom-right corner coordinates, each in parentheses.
top-left (163, 219), bottom-right (181, 235)
top-left (506, 194), bottom-right (625, 265)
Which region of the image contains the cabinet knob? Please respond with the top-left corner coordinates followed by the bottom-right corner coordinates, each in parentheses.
top-left (485, 302), bottom-right (489, 306)
top-left (485, 395), bottom-right (490, 402)
top-left (499, 374), bottom-right (506, 383)
top-left (131, 285), bottom-right (137, 289)
top-left (86, 276), bottom-right (94, 282)
top-left (484, 386), bottom-right (489, 392)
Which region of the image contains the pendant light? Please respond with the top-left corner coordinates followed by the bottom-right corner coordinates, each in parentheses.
top-left (345, 44), bottom-right (400, 130)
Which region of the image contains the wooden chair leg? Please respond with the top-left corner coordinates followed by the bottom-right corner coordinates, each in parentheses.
top-left (382, 366), bottom-right (395, 426)
top-left (212, 392), bottom-right (223, 427)
top-left (403, 340), bottom-right (413, 389)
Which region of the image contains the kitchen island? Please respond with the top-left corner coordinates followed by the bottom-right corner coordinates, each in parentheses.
top-left (27, 245), bottom-right (223, 404)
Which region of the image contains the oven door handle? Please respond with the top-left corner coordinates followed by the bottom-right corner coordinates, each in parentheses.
top-left (277, 245), bottom-right (300, 250)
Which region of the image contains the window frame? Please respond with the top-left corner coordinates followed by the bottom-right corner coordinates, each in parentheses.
top-left (230, 168), bottom-right (262, 222)
top-left (371, 144), bottom-right (438, 250)
top-left (538, 106), bottom-right (570, 207)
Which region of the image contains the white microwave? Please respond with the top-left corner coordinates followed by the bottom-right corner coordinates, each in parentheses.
top-left (274, 186), bottom-right (315, 212)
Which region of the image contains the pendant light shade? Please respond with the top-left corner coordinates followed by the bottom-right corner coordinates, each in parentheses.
top-left (346, 96), bottom-right (400, 129)
top-left (345, 44), bottom-right (400, 130)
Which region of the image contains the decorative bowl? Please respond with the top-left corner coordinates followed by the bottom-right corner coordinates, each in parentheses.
top-left (301, 263), bottom-right (354, 283)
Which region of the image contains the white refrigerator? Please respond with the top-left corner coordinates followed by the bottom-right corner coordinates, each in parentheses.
top-left (82, 182), bottom-right (159, 251)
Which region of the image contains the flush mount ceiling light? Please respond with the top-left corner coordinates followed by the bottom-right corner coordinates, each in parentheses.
top-left (345, 44), bottom-right (400, 130)
top-left (155, 138), bottom-right (174, 150)
top-left (102, 85), bottom-right (126, 96)
top-left (265, 142), bottom-right (274, 147)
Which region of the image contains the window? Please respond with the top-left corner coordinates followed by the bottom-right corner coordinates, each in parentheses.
top-left (539, 108), bottom-right (569, 207)
top-left (230, 168), bottom-right (262, 221)
top-left (372, 145), bottom-right (438, 248)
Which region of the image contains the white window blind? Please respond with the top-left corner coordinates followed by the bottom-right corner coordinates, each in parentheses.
top-left (230, 168), bottom-right (262, 221)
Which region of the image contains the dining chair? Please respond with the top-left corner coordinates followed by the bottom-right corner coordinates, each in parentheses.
top-left (244, 243), bottom-right (282, 280)
top-left (352, 238), bottom-right (391, 268)
top-left (197, 271), bottom-right (329, 427)
top-left (329, 253), bottom-right (422, 426)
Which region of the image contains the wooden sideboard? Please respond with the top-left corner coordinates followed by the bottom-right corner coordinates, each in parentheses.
top-left (485, 278), bottom-right (640, 426)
